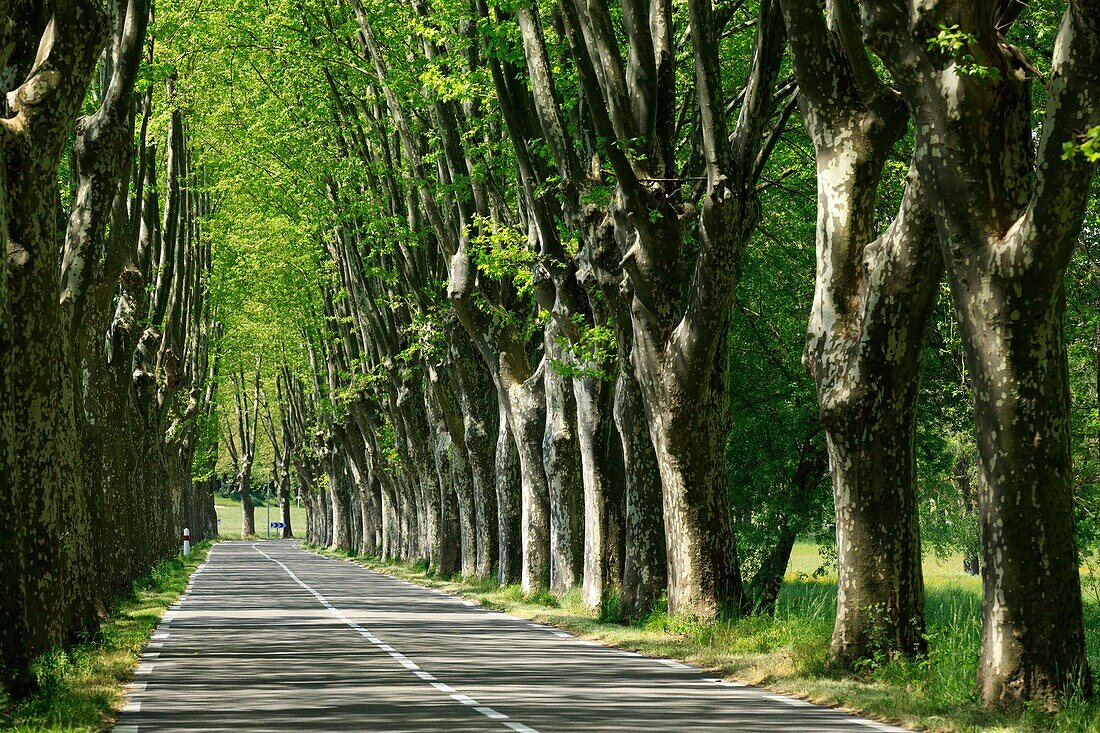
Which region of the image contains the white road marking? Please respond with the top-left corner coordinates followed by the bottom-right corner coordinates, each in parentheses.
top-left (144, 653), bottom-right (160, 659)
top-left (552, 631), bottom-right (571, 638)
top-left (147, 642), bottom-right (163, 649)
top-left (461, 600), bottom-right (477, 606)
top-left (251, 544), bottom-right (541, 733)
top-left (152, 632), bottom-right (169, 640)
top-left (125, 682), bottom-right (147, 693)
top-left (764, 694), bottom-right (813, 707)
top-left (576, 640), bottom-right (602, 647)
top-left (122, 701), bottom-right (142, 713)
top-left (476, 707), bottom-right (507, 720)
top-left (135, 664), bottom-right (154, 675)
top-left (115, 725), bottom-right (139, 732)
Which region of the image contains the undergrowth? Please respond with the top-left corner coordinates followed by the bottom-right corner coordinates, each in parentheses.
top-left (0, 542), bottom-right (212, 732)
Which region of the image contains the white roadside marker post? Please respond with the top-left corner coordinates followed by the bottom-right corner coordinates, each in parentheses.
top-left (183, 527), bottom-right (191, 556)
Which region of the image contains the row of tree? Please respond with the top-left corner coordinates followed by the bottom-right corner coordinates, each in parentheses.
top-left (0, 0), bottom-right (219, 695)
top-left (170, 0), bottom-right (1099, 711)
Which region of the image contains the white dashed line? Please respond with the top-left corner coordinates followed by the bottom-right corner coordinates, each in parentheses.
top-left (152, 633), bottom-right (169, 640)
top-left (764, 694), bottom-right (813, 707)
top-left (125, 682), bottom-right (147, 693)
top-left (252, 544), bottom-right (541, 733)
top-left (135, 664), bottom-right (154, 675)
top-left (143, 653), bottom-right (160, 659)
top-left (476, 706), bottom-right (507, 720)
top-left (122, 701), bottom-right (142, 713)
top-left (115, 725), bottom-right (139, 732)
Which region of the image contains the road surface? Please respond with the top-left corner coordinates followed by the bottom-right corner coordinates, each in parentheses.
top-left (114, 540), bottom-right (910, 732)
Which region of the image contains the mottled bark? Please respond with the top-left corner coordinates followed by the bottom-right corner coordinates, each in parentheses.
top-left (862, 0), bottom-right (1098, 705)
top-left (780, 0), bottom-right (942, 664)
top-left (3, 0), bottom-right (108, 654)
top-left (495, 404), bottom-right (523, 584)
top-left (0, 46), bottom-right (29, 692)
top-left (543, 327), bottom-right (584, 594)
top-left (452, 339), bottom-right (499, 579)
top-left (504, 370), bottom-right (551, 592)
top-left (615, 355), bottom-right (666, 620)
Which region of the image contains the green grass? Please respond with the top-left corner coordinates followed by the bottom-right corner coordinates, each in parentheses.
top-left (213, 495), bottom-right (306, 540)
top-left (0, 542), bottom-right (212, 732)
top-left (313, 544), bottom-right (1100, 733)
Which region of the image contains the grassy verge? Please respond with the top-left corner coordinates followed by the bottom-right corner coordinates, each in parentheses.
top-left (0, 541), bottom-right (213, 732)
top-left (312, 545), bottom-right (1100, 733)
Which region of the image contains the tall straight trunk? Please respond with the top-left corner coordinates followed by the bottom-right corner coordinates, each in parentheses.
top-left (505, 370), bottom-right (551, 593)
top-left (0, 127), bottom-right (29, 696)
top-left (615, 357), bottom-right (666, 620)
top-left (358, 467), bottom-right (379, 556)
top-left (963, 281), bottom-right (1087, 703)
top-left (632, 323), bottom-right (743, 617)
top-left (379, 477), bottom-right (400, 560)
top-left (328, 450), bottom-right (352, 552)
top-left (543, 329), bottom-right (583, 594)
top-left (453, 342), bottom-right (498, 579)
top-left (239, 460), bottom-right (256, 538)
top-left (954, 457), bottom-right (979, 576)
top-left (277, 462), bottom-right (293, 539)
top-left (581, 220), bottom-right (665, 620)
top-left (432, 424), bottom-right (462, 577)
top-left (447, 435), bottom-right (478, 577)
top-left (574, 372), bottom-right (622, 608)
top-left (495, 404), bottom-right (523, 584)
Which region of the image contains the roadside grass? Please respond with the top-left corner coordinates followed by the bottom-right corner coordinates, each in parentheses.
top-left (213, 495), bottom-right (306, 540)
top-left (312, 543), bottom-right (1100, 733)
top-left (0, 542), bottom-right (212, 732)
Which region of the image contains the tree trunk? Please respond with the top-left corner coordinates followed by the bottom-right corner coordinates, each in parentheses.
top-left (543, 330), bottom-right (584, 594)
top-left (964, 283), bottom-right (1089, 705)
top-left (277, 461), bottom-right (293, 539)
top-left (454, 342), bottom-right (499, 579)
top-left (954, 456), bottom-right (979, 576)
top-left (574, 372), bottom-right (622, 608)
top-left (505, 370), bottom-right (551, 593)
top-left (615, 359), bottom-right (666, 620)
top-left (633, 327), bottom-right (743, 617)
top-left (495, 403), bottom-right (522, 584)
top-left (239, 460), bottom-right (256, 538)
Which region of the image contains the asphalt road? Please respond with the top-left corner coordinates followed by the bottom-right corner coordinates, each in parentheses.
top-left (114, 540), bottom-right (910, 732)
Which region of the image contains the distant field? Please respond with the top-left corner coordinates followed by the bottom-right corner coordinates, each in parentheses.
top-left (214, 496), bottom-right (307, 540)
top-left (785, 541), bottom-right (983, 589)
